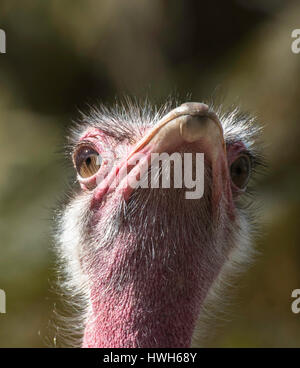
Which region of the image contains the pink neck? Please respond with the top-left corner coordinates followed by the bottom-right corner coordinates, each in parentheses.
top-left (83, 283), bottom-right (201, 348)
top-left (82, 237), bottom-right (224, 348)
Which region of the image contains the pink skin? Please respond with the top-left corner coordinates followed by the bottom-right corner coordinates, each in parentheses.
top-left (75, 109), bottom-right (246, 348)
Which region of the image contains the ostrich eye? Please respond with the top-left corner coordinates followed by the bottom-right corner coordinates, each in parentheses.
top-left (230, 155), bottom-right (251, 189)
top-left (74, 146), bottom-right (102, 178)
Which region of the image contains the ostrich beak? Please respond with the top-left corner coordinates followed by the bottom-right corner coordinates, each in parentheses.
top-left (128, 102), bottom-right (225, 159)
top-left (94, 102), bottom-right (226, 203)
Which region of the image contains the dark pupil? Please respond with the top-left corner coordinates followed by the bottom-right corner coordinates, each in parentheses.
top-left (235, 166), bottom-right (243, 175)
top-left (86, 157), bottom-right (92, 166)
top-left (231, 156), bottom-right (250, 188)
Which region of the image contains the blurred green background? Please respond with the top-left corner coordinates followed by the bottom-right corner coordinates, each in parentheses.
top-left (0, 0), bottom-right (300, 347)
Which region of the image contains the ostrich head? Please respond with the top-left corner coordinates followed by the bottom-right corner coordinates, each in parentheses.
top-left (56, 100), bottom-right (263, 348)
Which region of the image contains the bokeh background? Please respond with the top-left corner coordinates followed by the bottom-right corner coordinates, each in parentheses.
top-left (0, 0), bottom-right (300, 347)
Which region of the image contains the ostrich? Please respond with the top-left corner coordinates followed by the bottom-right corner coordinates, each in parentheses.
top-left (55, 100), bottom-right (263, 348)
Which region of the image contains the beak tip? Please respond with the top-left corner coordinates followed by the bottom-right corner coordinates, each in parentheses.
top-left (179, 102), bottom-right (209, 115)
